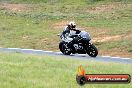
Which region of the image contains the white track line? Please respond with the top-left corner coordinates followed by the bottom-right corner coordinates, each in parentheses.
top-left (55, 52), bottom-right (62, 54)
top-left (102, 56), bottom-right (131, 59)
top-left (115, 57), bottom-right (130, 60)
top-left (7, 48), bottom-right (21, 50)
top-left (32, 50), bottom-right (44, 52)
top-left (21, 49), bottom-right (34, 51)
top-left (43, 51), bottom-right (53, 53)
top-left (102, 56), bottom-right (111, 58)
top-left (0, 47), bottom-right (131, 59)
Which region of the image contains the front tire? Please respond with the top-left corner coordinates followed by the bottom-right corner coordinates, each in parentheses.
top-left (59, 41), bottom-right (71, 55)
top-left (86, 44), bottom-right (98, 57)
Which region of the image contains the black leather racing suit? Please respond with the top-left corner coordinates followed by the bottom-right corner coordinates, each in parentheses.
top-left (61, 26), bottom-right (81, 52)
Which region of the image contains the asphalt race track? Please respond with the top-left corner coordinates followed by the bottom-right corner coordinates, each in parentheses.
top-left (0, 48), bottom-right (132, 64)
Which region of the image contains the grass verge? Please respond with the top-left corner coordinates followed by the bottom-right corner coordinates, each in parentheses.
top-left (0, 52), bottom-right (132, 88)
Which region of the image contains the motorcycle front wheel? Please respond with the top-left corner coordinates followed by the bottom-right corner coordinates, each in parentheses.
top-left (86, 44), bottom-right (98, 57)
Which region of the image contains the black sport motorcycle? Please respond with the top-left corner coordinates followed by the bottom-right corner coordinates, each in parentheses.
top-left (58, 31), bottom-right (98, 57)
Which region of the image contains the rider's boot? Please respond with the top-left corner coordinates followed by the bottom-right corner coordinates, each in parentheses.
top-left (67, 41), bottom-right (76, 53)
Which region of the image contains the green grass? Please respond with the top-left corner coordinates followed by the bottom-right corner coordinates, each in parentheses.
top-left (0, 0), bottom-right (131, 4)
top-left (98, 39), bottom-right (132, 50)
top-left (0, 52), bottom-right (132, 88)
top-left (0, 13), bottom-right (60, 50)
top-left (0, 0), bottom-right (132, 55)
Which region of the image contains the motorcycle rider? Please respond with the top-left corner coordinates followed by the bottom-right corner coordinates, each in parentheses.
top-left (60, 21), bottom-right (81, 52)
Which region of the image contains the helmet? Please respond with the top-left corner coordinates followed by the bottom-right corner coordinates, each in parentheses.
top-left (68, 21), bottom-right (76, 29)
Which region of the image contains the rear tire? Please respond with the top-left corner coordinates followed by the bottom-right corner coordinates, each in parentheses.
top-left (59, 41), bottom-right (71, 55)
top-left (86, 44), bottom-right (98, 57)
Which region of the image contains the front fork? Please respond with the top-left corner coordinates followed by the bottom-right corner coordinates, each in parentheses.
top-left (83, 41), bottom-right (92, 52)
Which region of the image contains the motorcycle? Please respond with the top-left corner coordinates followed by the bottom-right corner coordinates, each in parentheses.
top-left (58, 31), bottom-right (98, 57)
